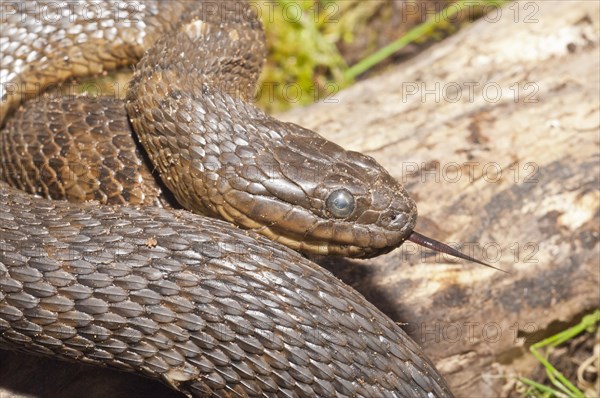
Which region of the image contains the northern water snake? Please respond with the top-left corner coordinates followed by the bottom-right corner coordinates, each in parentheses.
top-left (0, 1), bottom-right (481, 396)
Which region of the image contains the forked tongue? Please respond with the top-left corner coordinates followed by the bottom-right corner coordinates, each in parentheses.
top-left (408, 231), bottom-right (507, 273)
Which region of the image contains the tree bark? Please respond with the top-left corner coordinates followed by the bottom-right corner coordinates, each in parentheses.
top-left (1, 1), bottom-right (598, 397)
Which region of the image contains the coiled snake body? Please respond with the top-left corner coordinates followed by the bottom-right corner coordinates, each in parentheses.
top-left (0, 1), bottom-right (454, 397)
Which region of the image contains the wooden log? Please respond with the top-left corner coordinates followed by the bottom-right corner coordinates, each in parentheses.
top-left (284, 1), bottom-right (600, 396)
top-left (1, 1), bottom-right (598, 397)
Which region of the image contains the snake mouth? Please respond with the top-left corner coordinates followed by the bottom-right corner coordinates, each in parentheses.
top-left (250, 219), bottom-right (415, 258)
top-left (261, 231), bottom-right (378, 257)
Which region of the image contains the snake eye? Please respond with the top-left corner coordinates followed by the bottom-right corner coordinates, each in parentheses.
top-left (326, 188), bottom-right (355, 218)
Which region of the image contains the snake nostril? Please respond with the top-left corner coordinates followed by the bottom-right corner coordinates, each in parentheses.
top-left (387, 211), bottom-right (409, 229)
top-left (386, 212), bottom-right (400, 223)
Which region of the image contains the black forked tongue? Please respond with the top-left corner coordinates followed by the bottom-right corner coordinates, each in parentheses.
top-left (408, 231), bottom-right (508, 273)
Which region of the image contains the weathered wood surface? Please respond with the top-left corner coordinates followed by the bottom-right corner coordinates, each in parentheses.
top-left (285, 1), bottom-right (600, 396)
top-left (1, 1), bottom-right (599, 397)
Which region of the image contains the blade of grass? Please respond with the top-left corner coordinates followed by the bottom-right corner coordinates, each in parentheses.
top-left (344, 0), bottom-right (510, 81)
top-left (518, 377), bottom-right (569, 397)
top-left (524, 309), bottom-right (600, 398)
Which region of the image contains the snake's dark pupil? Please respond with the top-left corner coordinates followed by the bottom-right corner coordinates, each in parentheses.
top-left (326, 189), bottom-right (355, 218)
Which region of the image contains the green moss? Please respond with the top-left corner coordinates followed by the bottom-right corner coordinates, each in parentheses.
top-left (256, 0), bottom-right (349, 112)
top-left (257, 0), bottom-right (508, 112)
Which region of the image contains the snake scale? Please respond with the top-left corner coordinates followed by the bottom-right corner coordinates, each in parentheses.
top-left (0, 1), bottom-right (462, 397)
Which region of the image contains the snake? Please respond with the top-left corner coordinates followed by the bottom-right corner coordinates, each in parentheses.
top-left (0, 1), bottom-right (491, 396)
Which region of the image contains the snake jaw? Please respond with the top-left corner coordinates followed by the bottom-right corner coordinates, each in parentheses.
top-left (251, 222), bottom-right (395, 258)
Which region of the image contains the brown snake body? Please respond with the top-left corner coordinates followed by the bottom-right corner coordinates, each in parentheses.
top-left (1, 1), bottom-right (458, 396)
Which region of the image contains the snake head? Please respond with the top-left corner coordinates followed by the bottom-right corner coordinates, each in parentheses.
top-left (215, 122), bottom-right (418, 258)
